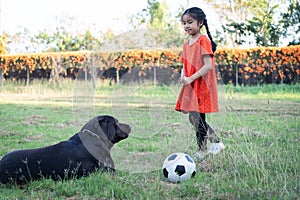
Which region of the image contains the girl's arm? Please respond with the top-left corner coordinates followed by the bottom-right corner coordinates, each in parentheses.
top-left (180, 55), bottom-right (212, 85)
top-left (180, 66), bottom-right (185, 79)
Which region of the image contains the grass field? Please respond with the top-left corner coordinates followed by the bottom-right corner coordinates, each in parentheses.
top-left (0, 81), bottom-right (299, 199)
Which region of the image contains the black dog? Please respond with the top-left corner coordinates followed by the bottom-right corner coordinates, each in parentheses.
top-left (0, 115), bottom-right (131, 185)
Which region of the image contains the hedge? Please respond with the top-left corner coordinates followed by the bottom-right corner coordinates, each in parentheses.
top-left (0, 45), bottom-right (299, 85)
top-left (215, 45), bottom-right (300, 85)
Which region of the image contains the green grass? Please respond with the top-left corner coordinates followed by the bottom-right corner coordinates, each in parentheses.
top-left (0, 81), bottom-right (299, 199)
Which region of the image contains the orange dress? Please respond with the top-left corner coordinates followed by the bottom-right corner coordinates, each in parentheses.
top-left (175, 35), bottom-right (219, 113)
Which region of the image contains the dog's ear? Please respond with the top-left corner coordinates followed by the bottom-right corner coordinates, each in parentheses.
top-left (97, 116), bottom-right (105, 122)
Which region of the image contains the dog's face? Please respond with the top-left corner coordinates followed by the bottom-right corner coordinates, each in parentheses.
top-left (97, 115), bottom-right (131, 144)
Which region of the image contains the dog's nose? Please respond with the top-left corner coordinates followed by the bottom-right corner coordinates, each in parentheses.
top-left (118, 123), bottom-right (131, 134)
top-left (127, 125), bottom-right (131, 133)
top-left (125, 124), bottom-right (131, 133)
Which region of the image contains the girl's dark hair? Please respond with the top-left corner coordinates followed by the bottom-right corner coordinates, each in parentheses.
top-left (182, 7), bottom-right (217, 53)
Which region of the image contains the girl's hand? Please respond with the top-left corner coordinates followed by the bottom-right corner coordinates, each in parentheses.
top-left (180, 76), bottom-right (194, 86)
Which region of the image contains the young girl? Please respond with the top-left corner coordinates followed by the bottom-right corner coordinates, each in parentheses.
top-left (175, 7), bottom-right (225, 159)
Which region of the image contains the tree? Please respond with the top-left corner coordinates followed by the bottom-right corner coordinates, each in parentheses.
top-left (34, 28), bottom-right (101, 52)
top-left (247, 4), bottom-right (282, 46)
top-left (223, 4), bottom-right (282, 46)
top-left (203, 0), bottom-right (285, 47)
top-left (128, 0), bottom-right (184, 48)
top-left (148, 0), bottom-right (168, 28)
top-left (33, 16), bottom-right (101, 52)
top-left (129, 0), bottom-right (169, 29)
top-left (281, 0), bottom-right (300, 45)
top-left (4, 28), bottom-right (40, 53)
top-left (203, 0), bottom-right (264, 46)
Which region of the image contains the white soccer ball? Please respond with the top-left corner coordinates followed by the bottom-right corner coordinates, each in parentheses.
top-left (162, 152), bottom-right (196, 183)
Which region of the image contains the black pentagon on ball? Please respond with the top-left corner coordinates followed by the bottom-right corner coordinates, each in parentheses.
top-left (175, 165), bottom-right (186, 176)
top-left (191, 170), bottom-right (196, 178)
top-left (185, 155), bottom-right (194, 163)
top-left (168, 154), bottom-right (177, 161)
top-left (162, 167), bottom-right (169, 178)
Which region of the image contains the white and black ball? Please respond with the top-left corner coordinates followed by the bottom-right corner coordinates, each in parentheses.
top-left (162, 152), bottom-right (196, 183)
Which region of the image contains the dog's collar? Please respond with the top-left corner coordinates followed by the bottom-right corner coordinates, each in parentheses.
top-left (82, 129), bottom-right (100, 139)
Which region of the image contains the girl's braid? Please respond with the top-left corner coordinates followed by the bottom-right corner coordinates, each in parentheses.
top-left (203, 19), bottom-right (217, 53)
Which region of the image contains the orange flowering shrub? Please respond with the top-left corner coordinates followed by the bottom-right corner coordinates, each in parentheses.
top-left (215, 45), bottom-right (300, 84)
top-left (0, 45), bottom-right (299, 85)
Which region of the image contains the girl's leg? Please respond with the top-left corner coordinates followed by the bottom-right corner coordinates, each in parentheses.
top-left (189, 112), bottom-right (221, 151)
top-left (188, 112), bottom-right (208, 151)
top-left (207, 126), bottom-right (220, 143)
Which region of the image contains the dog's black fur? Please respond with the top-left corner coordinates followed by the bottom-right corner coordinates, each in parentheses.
top-left (0, 115), bottom-right (131, 185)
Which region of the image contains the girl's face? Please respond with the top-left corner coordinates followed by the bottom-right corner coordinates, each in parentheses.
top-left (182, 14), bottom-right (202, 36)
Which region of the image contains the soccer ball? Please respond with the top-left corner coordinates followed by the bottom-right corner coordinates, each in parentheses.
top-left (162, 152), bottom-right (196, 183)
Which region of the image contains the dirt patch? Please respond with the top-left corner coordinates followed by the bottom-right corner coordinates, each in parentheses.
top-left (198, 157), bottom-right (216, 173)
top-left (23, 134), bottom-right (44, 142)
top-left (22, 115), bottom-right (48, 125)
top-left (0, 129), bottom-right (23, 137)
